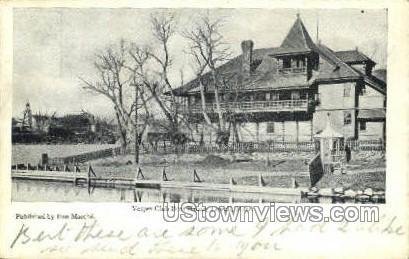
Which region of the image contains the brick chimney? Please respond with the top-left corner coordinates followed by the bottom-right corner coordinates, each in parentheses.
top-left (241, 40), bottom-right (254, 77)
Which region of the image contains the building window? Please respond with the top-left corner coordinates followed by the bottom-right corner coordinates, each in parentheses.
top-left (283, 58), bottom-right (291, 68)
top-left (296, 58), bottom-right (306, 68)
top-left (344, 111), bottom-right (352, 125)
top-left (314, 93), bottom-right (320, 105)
top-left (291, 91), bottom-right (300, 100)
top-left (256, 92), bottom-right (265, 101)
top-left (266, 122), bottom-right (275, 133)
top-left (271, 92), bottom-right (279, 101)
top-left (360, 121), bottom-right (367, 131)
top-left (343, 85), bottom-right (351, 97)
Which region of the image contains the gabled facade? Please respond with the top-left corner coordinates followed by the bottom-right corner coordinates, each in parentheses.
top-left (172, 15), bottom-right (386, 143)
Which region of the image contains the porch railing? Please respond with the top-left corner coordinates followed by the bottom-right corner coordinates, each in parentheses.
top-left (178, 99), bottom-right (309, 114)
top-left (278, 67), bottom-right (307, 74)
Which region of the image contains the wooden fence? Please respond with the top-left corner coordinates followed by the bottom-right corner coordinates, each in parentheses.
top-left (48, 146), bottom-right (122, 165)
top-left (345, 139), bottom-right (385, 151)
top-left (135, 141), bottom-right (316, 154)
top-left (136, 139), bottom-right (385, 154)
top-left (41, 139), bottom-right (384, 165)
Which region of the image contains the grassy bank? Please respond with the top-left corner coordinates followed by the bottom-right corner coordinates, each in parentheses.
top-left (316, 170), bottom-right (386, 191)
top-left (90, 152), bottom-right (385, 190)
top-left (91, 153), bottom-right (312, 187)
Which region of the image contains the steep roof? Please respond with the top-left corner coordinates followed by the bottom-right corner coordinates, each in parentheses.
top-left (373, 69), bottom-right (386, 82)
top-left (185, 71), bottom-right (310, 94)
top-left (170, 15), bottom-right (384, 96)
top-left (172, 47), bottom-right (278, 96)
top-left (314, 44), bottom-right (361, 82)
top-left (334, 50), bottom-right (375, 64)
top-left (281, 14), bottom-right (316, 50)
top-left (349, 66), bottom-right (386, 94)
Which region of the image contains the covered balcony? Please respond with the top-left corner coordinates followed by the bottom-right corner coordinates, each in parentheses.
top-left (177, 99), bottom-right (309, 114)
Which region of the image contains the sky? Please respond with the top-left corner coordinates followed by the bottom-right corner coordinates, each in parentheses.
top-left (13, 8), bottom-right (388, 118)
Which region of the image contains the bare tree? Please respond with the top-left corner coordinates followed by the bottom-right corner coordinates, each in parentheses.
top-left (183, 14), bottom-right (232, 145)
top-left (128, 13), bottom-right (189, 145)
top-left (80, 39), bottom-right (150, 153)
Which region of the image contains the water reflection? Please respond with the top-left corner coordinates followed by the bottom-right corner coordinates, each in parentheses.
top-left (12, 179), bottom-right (370, 203)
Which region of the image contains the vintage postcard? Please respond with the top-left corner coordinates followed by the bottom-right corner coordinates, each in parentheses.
top-left (0, 0), bottom-right (408, 258)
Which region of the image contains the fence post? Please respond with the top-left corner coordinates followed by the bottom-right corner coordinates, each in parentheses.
top-left (137, 167), bottom-right (145, 180)
top-left (291, 177), bottom-right (298, 188)
top-left (193, 169), bottom-right (201, 183)
top-left (258, 173), bottom-right (265, 187)
top-left (41, 153), bottom-right (48, 166)
top-left (162, 167), bottom-right (169, 181)
top-left (87, 166), bottom-right (91, 188)
top-left (88, 164), bottom-right (96, 177)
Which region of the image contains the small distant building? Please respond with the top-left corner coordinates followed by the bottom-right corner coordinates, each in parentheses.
top-left (12, 108), bottom-right (118, 144)
top-left (57, 112), bottom-right (96, 134)
top-left (170, 14), bottom-right (386, 143)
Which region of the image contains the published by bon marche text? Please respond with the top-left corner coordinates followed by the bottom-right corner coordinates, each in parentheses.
top-left (15, 213), bottom-right (95, 221)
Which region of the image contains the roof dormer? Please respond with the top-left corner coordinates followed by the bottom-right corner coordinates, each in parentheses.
top-left (335, 48), bottom-right (376, 76)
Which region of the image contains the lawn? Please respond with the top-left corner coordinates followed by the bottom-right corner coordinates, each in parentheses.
top-left (89, 152), bottom-right (385, 190)
top-left (91, 153), bottom-right (313, 188)
top-left (12, 144), bottom-right (386, 191)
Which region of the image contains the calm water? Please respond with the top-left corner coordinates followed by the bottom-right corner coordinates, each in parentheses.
top-left (12, 179), bottom-right (355, 203)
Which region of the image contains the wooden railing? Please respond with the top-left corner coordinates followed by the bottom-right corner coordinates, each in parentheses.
top-left (48, 146), bottom-right (122, 165)
top-left (278, 67), bottom-right (307, 74)
top-left (346, 139), bottom-right (385, 151)
top-left (178, 99), bottom-right (309, 114)
top-left (133, 139), bottom-right (385, 155)
top-left (134, 141), bottom-right (317, 154)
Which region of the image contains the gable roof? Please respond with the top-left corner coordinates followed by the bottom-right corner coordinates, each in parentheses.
top-left (334, 50), bottom-right (375, 64)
